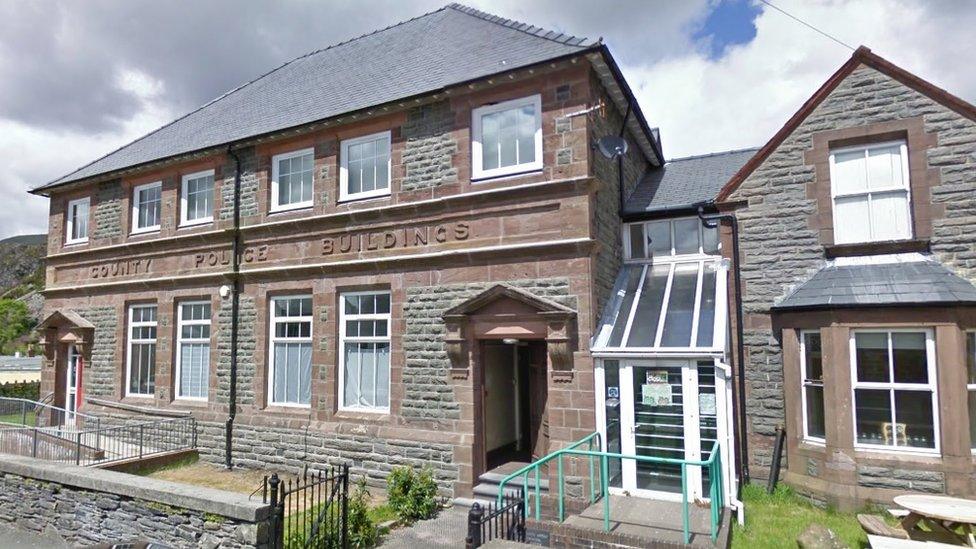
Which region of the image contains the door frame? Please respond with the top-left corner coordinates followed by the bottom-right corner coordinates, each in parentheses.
top-left (595, 356), bottom-right (730, 502)
top-left (63, 344), bottom-right (82, 426)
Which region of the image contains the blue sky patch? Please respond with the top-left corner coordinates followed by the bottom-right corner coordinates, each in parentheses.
top-left (693, 0), bottom-right (762, 59)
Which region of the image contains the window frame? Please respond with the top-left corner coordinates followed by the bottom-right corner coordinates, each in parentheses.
top-left (967, 332), bottom-right (976, 453)
top-left (622, 217), bottom-right (721, 262)
top-left (799, 330), bottom-right (826, 444)
top-left (267, 295), bottom-right (313, 408)
top-left (828, 140), bottom-right (913, 245)
top-left (471, 94), bottom-right (543, 181)
top-left (125, 304), bottom-right (158, 398)
top-left (131, 181), bottom-right (163, 234)
top-left (174, 300), bottom-right (212, 401)
top-left (270, 148), bottom-right (315, 213)
top-left (848, 328), bottom-right (939, 455)
top-left (65, 197), bottom-right (90, 245)
top-left (179, 169), bottom-right (215, 227)
top-left (339, 131), bottom-right (392, 203)
top-left (338, 290), bottom-right (392, 413)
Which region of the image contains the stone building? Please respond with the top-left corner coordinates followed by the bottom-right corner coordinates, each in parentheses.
top-left (718, 47), bottom-right (976, 508)
top-left (27, 4), bottom-right (666, 502)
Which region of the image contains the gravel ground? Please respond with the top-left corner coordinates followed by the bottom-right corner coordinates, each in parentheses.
top-left (377, 505), bottom-right (469, 548)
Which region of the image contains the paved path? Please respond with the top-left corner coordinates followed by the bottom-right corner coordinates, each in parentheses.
top-left (378, 505), bottom-right (469, 548)
top-left (0, 523), bottom-right (68, 548)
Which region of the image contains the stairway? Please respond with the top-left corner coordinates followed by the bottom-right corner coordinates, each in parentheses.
top-left (456, 461), bottom-right (549, 509)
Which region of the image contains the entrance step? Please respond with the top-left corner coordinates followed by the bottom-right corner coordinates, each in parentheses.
top-left (474, 462), bottom-right (550, 503)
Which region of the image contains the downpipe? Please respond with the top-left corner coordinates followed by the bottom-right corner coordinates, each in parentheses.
top-left (225, 146), bottom-right (243, 470)
top-left (717, 359), bottom-right (746, 526)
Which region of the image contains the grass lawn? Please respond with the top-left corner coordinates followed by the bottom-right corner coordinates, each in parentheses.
top-left (732, 484), bottom-right (875, 548)
top-left (0, 410), bottom-right (35, 426)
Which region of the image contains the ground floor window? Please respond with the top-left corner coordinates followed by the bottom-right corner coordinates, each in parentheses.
top-left (176, 301), bottom-right (211, 400)
top-left (967, 332), bottom-right (976, 450)
top-left (850, 329), bottom-right (938, 452)
top-left (340, 291), bottom-right (391, 411)
top-left (800, 330), bottom-right (825, 442)
top-left (269, 296), bottom-right (313, 406)
top-left (126, 304), bottom-right (157, 397)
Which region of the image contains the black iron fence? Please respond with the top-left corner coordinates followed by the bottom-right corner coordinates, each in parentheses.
top-left (465, 490), bottom-right (526, 548)
top-left (264, 464), bottom-right (350, 549)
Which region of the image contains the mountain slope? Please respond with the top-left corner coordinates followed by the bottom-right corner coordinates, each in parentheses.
top-left (0, 235), bottom-right (46, 322)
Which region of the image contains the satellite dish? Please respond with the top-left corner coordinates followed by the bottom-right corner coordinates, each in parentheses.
top-left (597, 135), bottom-right (629, 159)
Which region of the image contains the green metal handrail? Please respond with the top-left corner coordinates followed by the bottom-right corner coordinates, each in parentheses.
top-left (497, 431), bottom-right (724, 544)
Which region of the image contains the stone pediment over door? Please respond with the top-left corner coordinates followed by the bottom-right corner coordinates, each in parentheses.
top-left (36, 310), bottom-right (95, 356)
top-left (442, 284), bottom-right (576, 381)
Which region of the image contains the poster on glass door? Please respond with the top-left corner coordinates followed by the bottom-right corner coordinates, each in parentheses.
top-left (641, 370), bottom-right (672, 406)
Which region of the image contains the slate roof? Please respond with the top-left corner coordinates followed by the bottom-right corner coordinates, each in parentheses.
top-left (623, 148), bottom-right (757, 214)
top-left (773, 258), bottom-right (976, 310)
top-left (35, 4), bottom-right (599, 193)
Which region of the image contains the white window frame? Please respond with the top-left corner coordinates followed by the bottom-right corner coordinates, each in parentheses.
top-left (339, 131), bottom-right (392, 202)
top-left (267, 295), bottom-right (313, 407)
top-left (270, 148), bottom-right (315, 213)
top-left (175, 300), bottom-right (211, 401)
top-left (623, 217), bottom-right (721, 262)
top-left (967, 332), bottom-right (976, 453)
top-left (179, 169), bottom-right (215, 227)
top-left (338, 291), bottom-right (392, 413)
top-left (65, 197), bottom-right (90, 245)
top-left (800, 330), bottom-right (826, 444)
top-left (131, 181), bottom-right (162, 234)
top-left (471, 94), bottom-right (543, 181)
top-left (849, 328), bottom-right (939, 455)
top-left (125, 304), bottom-right (157, 398)
top-left (829, 140), bottom-right (913, 245)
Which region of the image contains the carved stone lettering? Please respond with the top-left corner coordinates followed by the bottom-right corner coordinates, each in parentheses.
top-left (89, 258), bottom-right (153, 279)
top-left (321, 222), bottom-right (470, 255)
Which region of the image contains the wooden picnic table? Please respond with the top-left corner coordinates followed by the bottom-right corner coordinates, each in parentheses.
top-left (894, 495), bottom-right (976, 547)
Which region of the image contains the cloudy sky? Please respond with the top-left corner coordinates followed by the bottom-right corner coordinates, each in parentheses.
top-left (1, 0), bottom-right (973, 239)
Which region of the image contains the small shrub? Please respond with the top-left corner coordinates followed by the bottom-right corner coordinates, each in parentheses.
top-left (387, 466), bottom-right (439, 522)
top-left (347, 477), bottom-right (379, 548)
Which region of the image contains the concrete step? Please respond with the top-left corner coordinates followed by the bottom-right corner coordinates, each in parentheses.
top-left (478, 470), bottom-right (550, 491)
top-left (453, 496), bottom-right (497, 509)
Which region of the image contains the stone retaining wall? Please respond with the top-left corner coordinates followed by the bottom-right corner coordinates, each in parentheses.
top-left (0, 454), bottom-right (271, 548)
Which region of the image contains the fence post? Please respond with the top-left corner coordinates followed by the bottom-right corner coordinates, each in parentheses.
top-left (341, 464), bottom-right (349, 549)
top-left (20, 400), bottom-right (26, 427)
top-left (75, 431), bottom-right (82, 465)
top-left (32, 428), bottom-right (38, 458)
top-left (269, 473), bottom-right (282, 549)
top-left (139, 423), bottom-right (145, 460)
top-left (465, 503), bottom-right (484, 549)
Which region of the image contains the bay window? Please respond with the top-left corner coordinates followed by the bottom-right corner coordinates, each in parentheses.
top-left (65, 197), bottom-right (89, 245)
top-left (340, 291), bottom-right (391, 411)
top-left (132, 181), bottom-right (162, 233)
top-left (176, 301), bottom-right (211, 400)
top-left (180, 170), bottom-right (215, 226)
top-left (269, 296), bottom-right (313, 406)
top-left (850, 330), bottom-right (937, 452)
top-left (271, 149), bottom-right (314, 212)
top-left (800, 330), bottom-right (825, 442)
top-left (340, 131), bottom-right (391, 201)
top-left (472, 94), bottom-right (542, 180)
top-left (126, 304), bottom-right (157, 397)
top-left (830, 141), bottom-right (912, 244)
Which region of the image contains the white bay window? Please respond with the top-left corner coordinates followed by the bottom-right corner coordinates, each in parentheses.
top-left (830, 141), bottom-right (912, 244)
top-left (800, 330), bottom-right (825, 443)
top-left (340, 292), bottom-right (391, 412)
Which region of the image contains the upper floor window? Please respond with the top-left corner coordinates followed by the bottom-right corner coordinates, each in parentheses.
top-left (625, 217), bottom-right (720, 260)
top-left (340, 131), bottom-right (391, 202)
top-left (132, 181), bottom-right (162, 234)
top-left (800, 330), bottom-right (825, 443)
top-left (472, 94), bottom-right (543, 180)
top-left (340, 291), bottom-right (391, 412)
top-left (126, 304), bottom-right (157, 397)
top-left (180, 170), bottom-right (215, 226)
top-left (830, 141), bottom-right (912, 245)
top-left (271, 149), bottom-right (314, 212)
top-left (269, 296), bottom-right (312, 406)
top-left (850, 330), bottom-right (937, 453)
top-left (176, 301), bottom-right (211, 400)
top-left (65, 197), bottom-right (89, 245)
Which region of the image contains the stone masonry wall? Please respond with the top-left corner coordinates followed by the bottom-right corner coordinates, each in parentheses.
top-left (400, 100), bottom-right (459, 192)
top-left (77, 306), bottom-right (118, 398)
top-left (0, 456), bottom-right (271, 548)
top-left (216, 295), bottom-right (256, 406)
top-left (727, 65), bottom-right (976, 476)
top-left (92, 179), bottom-right (124, 240)
top-left (220, 146), bottom-right (259, 221)
top-left (401, 278), bottom-right (576, 423)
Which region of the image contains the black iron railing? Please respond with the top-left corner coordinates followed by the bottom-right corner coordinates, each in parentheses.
top-left (264, 464), bottom-right (350, 549)
top-left (465, 490), bottom-right (526, 548)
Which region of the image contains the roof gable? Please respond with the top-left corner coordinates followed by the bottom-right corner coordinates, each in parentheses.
top-left (443, 284), bottom-right (576, 317)
top-left (716, 46), bottom-right (976, 202)
top-left (35, 4), bottom-right (599, 193)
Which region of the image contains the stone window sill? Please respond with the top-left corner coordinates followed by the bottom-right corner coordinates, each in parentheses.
top-left (824, 238), bottom-right (930, 259)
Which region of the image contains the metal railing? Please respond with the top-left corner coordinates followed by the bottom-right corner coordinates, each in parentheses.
top-left (263, 465), bottom-right (350, 549)
top-left (466, 489), bottom-right (526, 548)
top-left (497, 432), bottom-right (725, 544)
top-left (0, 415), bottom-right (196, 466)
top-left (0, 396), bottom-right (100, 431)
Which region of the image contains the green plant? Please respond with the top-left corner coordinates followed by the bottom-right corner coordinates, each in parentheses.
top-left (0, 299), bottom-right (30, 354)
top-left (387, 466), bottom-right (439, 523)
top-left (347, 477), bottom-right (379, 548)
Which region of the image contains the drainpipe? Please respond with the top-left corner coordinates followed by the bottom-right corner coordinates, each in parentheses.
top-left (225, 146), bottom-right (243, 470)
top-left (698, 206), bottom-right (750, 487)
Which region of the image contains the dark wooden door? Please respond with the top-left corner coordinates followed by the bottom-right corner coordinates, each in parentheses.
top-left (527, 342), bottom-right (548, 460)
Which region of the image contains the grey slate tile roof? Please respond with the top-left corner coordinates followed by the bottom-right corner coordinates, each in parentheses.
top-left (36, 4), bottom-right (597, 192)
top-left (623, 148), bottom-right (757, 214)
top-left (773, 259), bottom-right (976, 310)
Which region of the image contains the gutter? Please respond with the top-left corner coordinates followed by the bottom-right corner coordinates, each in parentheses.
top-left (225, 146), bottom-right (243, 470)
top-left (697, 205), bottom-right (750, 487)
